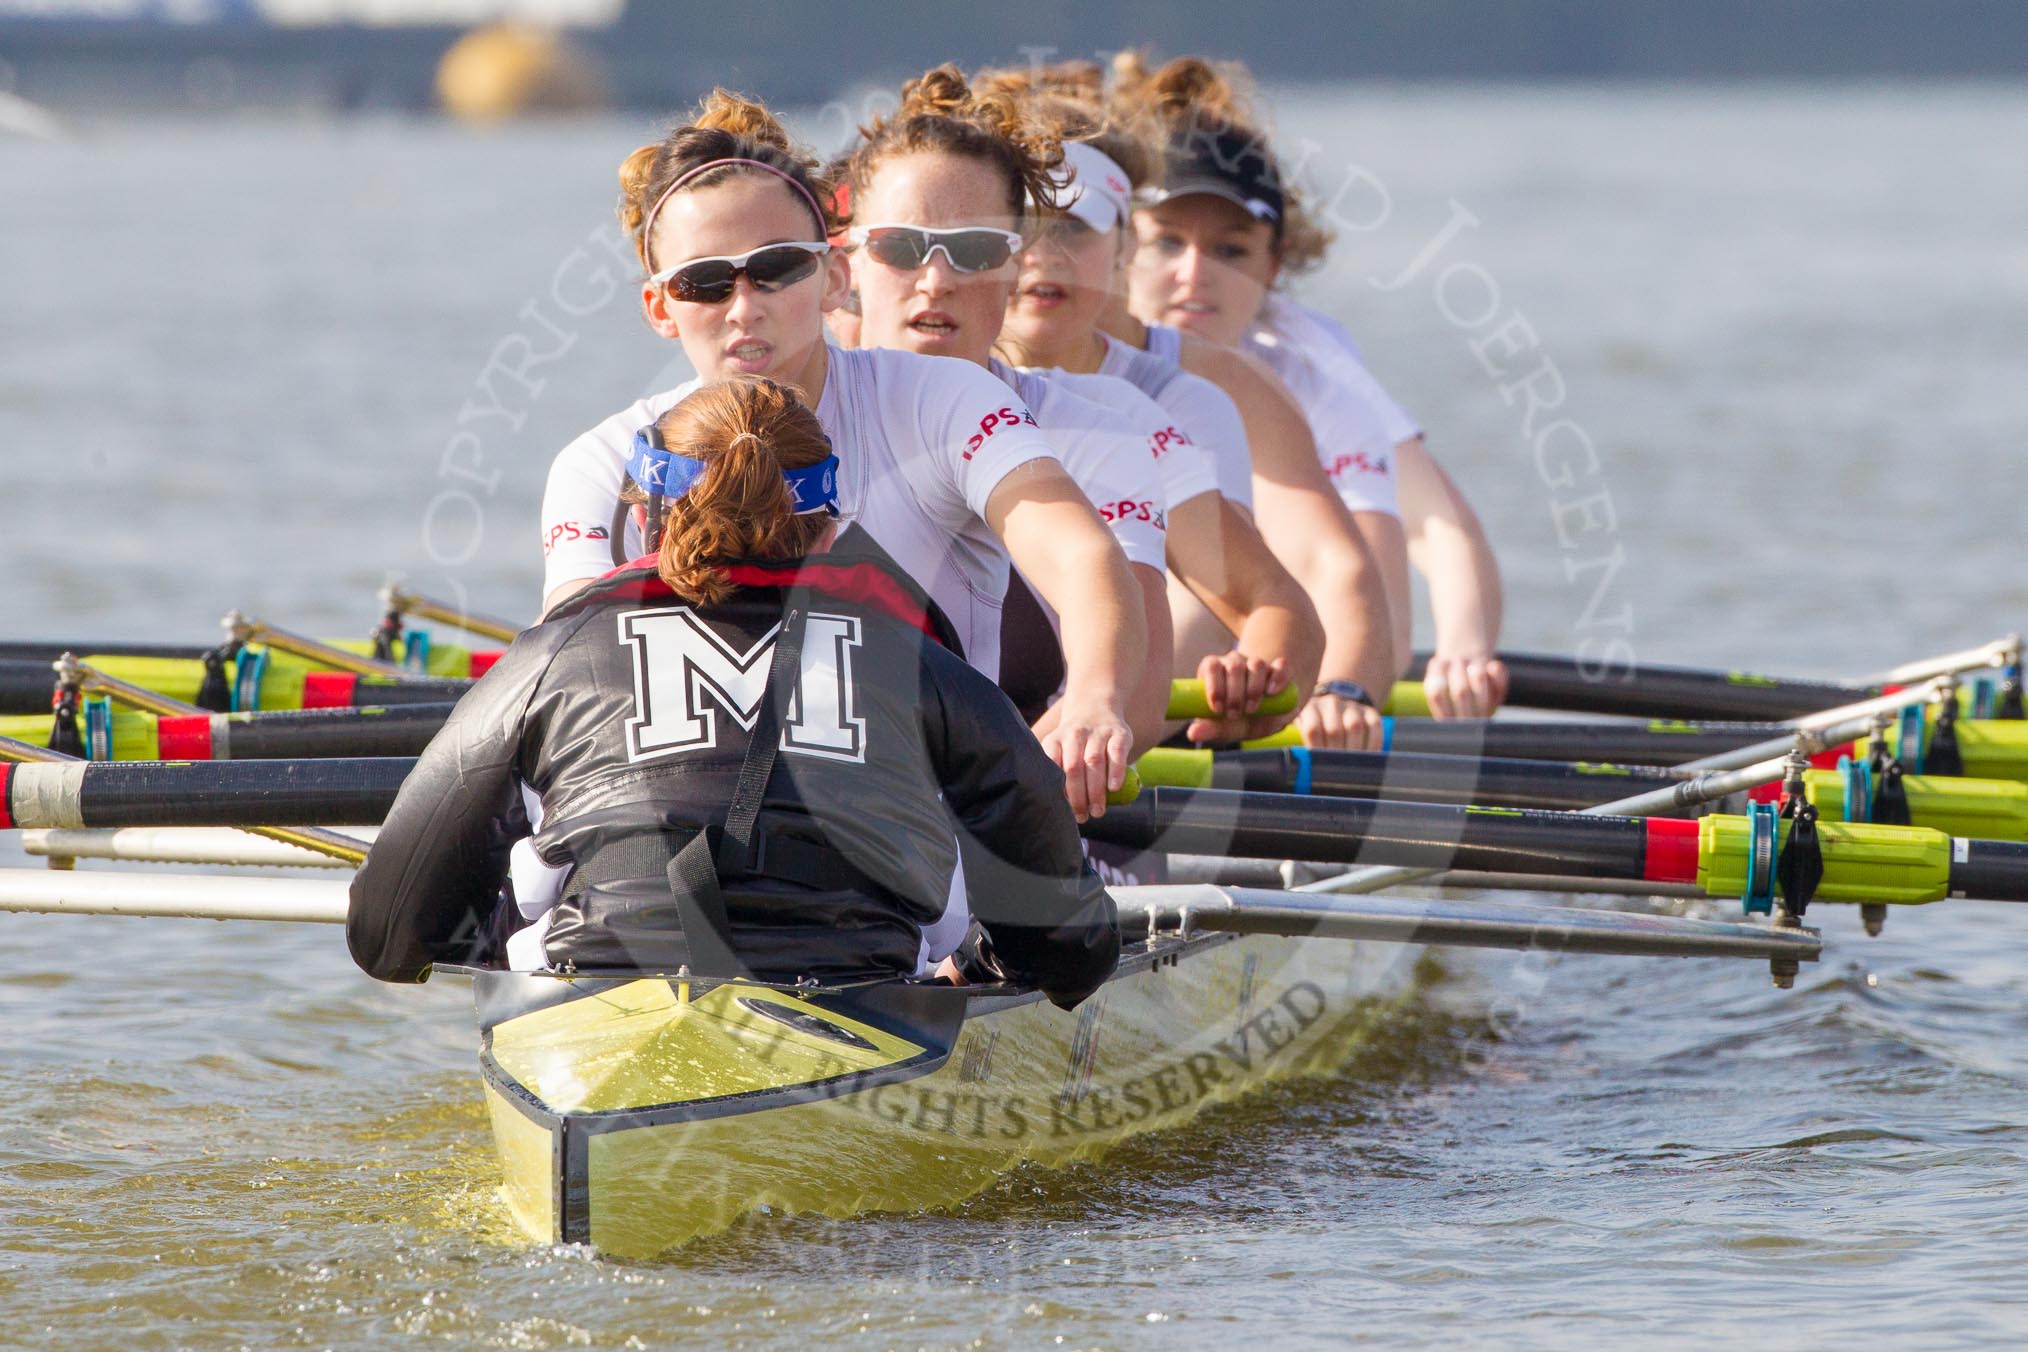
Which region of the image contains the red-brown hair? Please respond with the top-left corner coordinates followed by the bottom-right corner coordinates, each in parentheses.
top-left (620, 378), bottom-right (835, 605)
top-left (617, 89), bottom-right (839, 274)
top-left (1108, 51), bottom-right (1333, 274)
top-left (972, 60), bottom-right (1166, 193)
top-left (844, 63), bottom-right (1064, 224)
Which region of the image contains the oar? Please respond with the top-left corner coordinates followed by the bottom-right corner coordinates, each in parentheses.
top-left (0, 869), bottom-right (352, 923)
top-left (1293, 681), bottom-right (1954, 909)
top-left (0, 736), bottom-right (372, 865)
top-left (0, 702), bottom-right (456, 761)
top-left (0, 656), bottom-right (468, 717)
top-left (20, 827), bottom-right (363, 870)
top-left (1245, 707), bottom-right (2028, 781)
top-left (1137, 744), bottom-right (1688, 810)
top-left (8, 750), bottom-right (2024, 910)
top-left (0, 641), bottom-right (215, 663)
top-left (0, 755), bottom-right (407, 831)
top-left (0, 871), bottom-right (1816, 978)
top-left (1115, 884), bottom-right (1819, 965)
top-left (1371, 716), bottom-right (1834, 763)
top-left (1400, 635), bottom-right (2021, 721)
top-left (1083, 786), bottom-right (2028, 908)
top-left (1137, 743), bottom-right (2028, 840)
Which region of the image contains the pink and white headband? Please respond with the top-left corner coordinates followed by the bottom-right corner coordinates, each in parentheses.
top-left (637, 157), bottom-right (829, 271)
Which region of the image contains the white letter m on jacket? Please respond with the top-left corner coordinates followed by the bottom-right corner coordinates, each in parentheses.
top-left (619, 607), bottom-right (866, 764)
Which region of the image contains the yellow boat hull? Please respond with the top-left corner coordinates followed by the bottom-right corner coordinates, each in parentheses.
top-left (475, 930), bottom-right (1425, 1256)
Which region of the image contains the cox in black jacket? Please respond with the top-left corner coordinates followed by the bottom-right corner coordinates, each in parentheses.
top-left (346, 530), bottom-right (1120, 1008)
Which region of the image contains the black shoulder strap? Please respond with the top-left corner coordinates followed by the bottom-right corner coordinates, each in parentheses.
top-left (665, 604), bottom-right (809, 978)
top-left (722, 605), bottom-right (807, 861)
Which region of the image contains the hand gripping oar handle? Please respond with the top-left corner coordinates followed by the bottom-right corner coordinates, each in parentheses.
top-left (1165, 680), bottom-right (1301, 721)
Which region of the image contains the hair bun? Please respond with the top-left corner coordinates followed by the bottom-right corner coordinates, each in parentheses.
top-left (692, 87), bottom-right (795, 149)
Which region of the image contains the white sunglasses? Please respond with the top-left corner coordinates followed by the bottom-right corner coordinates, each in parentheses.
top-left (648, 242), bottom-right (832, 303)
top-left (845, 224), bottom-right (1025, 273)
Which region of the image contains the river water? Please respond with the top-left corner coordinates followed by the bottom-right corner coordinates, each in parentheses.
top-left (4, 84), bottom-right (2027, 1348)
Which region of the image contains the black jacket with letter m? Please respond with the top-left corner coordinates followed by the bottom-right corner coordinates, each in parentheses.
top-left (346, 530), bottom-right (1119, 1007)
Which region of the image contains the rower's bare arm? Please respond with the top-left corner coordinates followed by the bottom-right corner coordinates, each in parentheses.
top-left (541, 578), bottom-right (592, 618)
top-left (1396, 435), bottom-right (1508, 717)
top-left (987, 459), bottom-right (1146, 821)
top-left (1352, 508), bottom-right (1414, 677)
top-left (1165, 492), bottom-right (1323, 743)
top-left (1031, 561), bottom-right (1170, 759)
top-left (1182, 340), bottom-right (1397, 745)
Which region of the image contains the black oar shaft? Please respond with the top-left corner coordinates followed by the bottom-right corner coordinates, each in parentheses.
top-left (0, 660), bottom-right (61, 716)
top-left (1214, 748), bottom-right (1683, 810)
top-left (0, 757), bottom-right (410, 828)
top-left (0, 642), bottom-right (212, 663)
top-left (1411, 649), bottom-right (1874, 720)
top-left (1085, 787), bottom-right (1653, 881)
top-left (190, 704), bottom-right (455, 758)
top-left (1387, 718), bottom-right (1795, 765)
top-left (331, 675), bottom-right (469, 707)
top-left (1949, 839), bottom-right (2028, 901)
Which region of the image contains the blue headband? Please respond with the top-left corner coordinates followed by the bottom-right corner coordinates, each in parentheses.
top-left (628, 429), bottom-right (840, 518)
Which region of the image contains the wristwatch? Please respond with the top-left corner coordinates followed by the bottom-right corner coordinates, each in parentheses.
top-left (1314, 679), bottom-right (1377, 708)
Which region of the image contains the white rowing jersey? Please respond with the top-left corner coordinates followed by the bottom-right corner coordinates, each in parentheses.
top-left (1146, 317), bottom-right (1403, 519)
top-left (1255, 296), bottom-right (1420, 443)
top-left (1092, 332), bottom-right (1254, 511)
top-left (540, 343), bottom-right (1059, 681)
top-left (987, 359), bottom-right (1181, 573)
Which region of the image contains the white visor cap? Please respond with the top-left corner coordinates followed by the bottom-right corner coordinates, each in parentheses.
top-left (1044, 140), bottom-right (1134, 234)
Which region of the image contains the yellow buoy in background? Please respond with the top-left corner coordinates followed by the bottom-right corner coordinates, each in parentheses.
top-left (435, 23), bottom-right (606, 121)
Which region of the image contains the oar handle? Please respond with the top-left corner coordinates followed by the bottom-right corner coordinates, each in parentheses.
top-left (1165, 680), bottom-right (1300, 721)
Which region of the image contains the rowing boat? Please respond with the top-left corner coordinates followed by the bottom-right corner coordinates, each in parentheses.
top-left (473, 927), bottom-right (1417, 1253)
top-left (466, 879), bottom-right (1819, 1254)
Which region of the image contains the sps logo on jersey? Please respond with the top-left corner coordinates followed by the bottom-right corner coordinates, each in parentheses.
top-left (962, 406), bottom-right (1040, 460)
top-left (618, 607), bottom-right (867, 764)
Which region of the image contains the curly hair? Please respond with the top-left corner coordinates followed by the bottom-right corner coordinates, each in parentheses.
top-left (616, 88), bottom-right (839, 275)
top-left (972, 60), bottom-right (1165, 194)
top-left (845, 63), bottom-right (1064, 222)
top-left (1108, 50), bottom-right (1333, 275)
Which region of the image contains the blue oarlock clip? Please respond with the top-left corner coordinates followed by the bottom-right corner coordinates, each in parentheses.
top-left (1741, 800), bottom-right (1780, 916)
top-left (1838, 754), bottom-right (1872, 824)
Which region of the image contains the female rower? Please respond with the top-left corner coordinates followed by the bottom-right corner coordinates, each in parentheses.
top-left (843, 66), bottom-right (1323, 746)
top-left (980, 68), bottom-right (1397, 747)
top-left (538, 89), bottom-right (1144, 819)
top-left (1111, 54), bottom-right (1509, 719)
top-left (353, 377), bottom-right (1119, 1008)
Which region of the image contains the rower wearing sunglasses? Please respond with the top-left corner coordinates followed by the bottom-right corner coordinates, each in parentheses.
top-left (973, 61), bottom-right (1403, 751)
top-left (539, 89), bottom-right (1147, 822)
top-left (840, 66), bottom-right (1321, 749)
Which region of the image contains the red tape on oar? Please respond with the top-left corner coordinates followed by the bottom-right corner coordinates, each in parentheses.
top-left (301, 672), bottom-right (358, 709)
top-left (1642, 816), bottom-right (1699, 884)
top-left (157, 715), bottom-right (213, 761)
